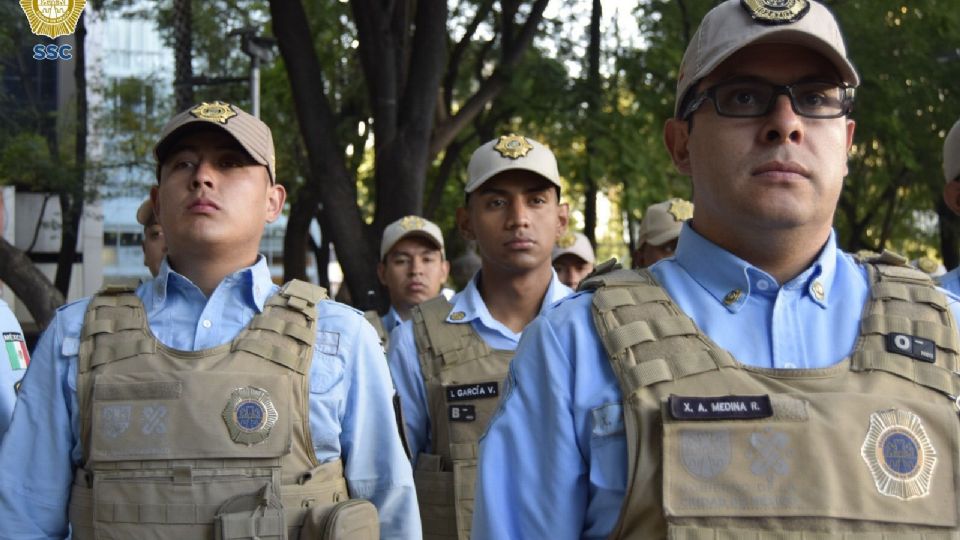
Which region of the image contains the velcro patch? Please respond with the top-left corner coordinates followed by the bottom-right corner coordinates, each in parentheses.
top-left (445, 382), bottom-right (498, 402)
top-left (885, 333), bottom-right (936, 363)
top-left (669, 395), bottom-right (773, 421)
top-left (448, 405), bottom-right (476, 422)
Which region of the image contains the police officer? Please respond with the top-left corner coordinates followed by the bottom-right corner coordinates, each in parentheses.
top-left (365, 215), bottom-right (450, 349)
top-left (939, 119), bottom-right (960, 294)
top-left (0, 101), bottom-right (420, 539)
top-left (631, 197), bottom-right (692, 268)
top-left (387, 134), bottom-right (572, 539)
top-left (551, 231), bottom-right (595, 289)
top-left (0, 188), bottom-right (29, 444)
top-left (136, 197), bottom-right (167, 277)
top-left (474, 1), bottom-right (960, 538)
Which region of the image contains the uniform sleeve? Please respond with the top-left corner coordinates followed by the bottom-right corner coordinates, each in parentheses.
top-left (338, 314), bottom-right (422, 540)
top-left (0, 311), bottom-right (79, 540)
top-left (472, 313), bottom-right (589, 540)
top-left (0, 307), bottom-right (27, 441)
top-left (386, 320), bottom-right (431, 464)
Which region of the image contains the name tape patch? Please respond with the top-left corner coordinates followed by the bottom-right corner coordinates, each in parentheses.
top-left (445, 382), bottom-right (499, 402)
top-left (885, 333), bottom-right (935, 363)
top-left (670, 395), bottom-right (773, 421)
top-left (448, 405), bottom-right (476, 422)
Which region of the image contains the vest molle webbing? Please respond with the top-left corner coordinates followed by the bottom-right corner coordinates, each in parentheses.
top-left (582, 261), bottom-right (960, 539)
top-left (68, 280), bottom-right (378, 540)
top-left (411, 296), bottom-right (514, 540)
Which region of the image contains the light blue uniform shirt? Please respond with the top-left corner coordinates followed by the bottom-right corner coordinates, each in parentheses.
top-left (387, 270), bottom-right (572, 463)
top-left (0, 298), bottom-right (27, 442)
top-left (0, 257), bottom-right (421, 540)
top-left (382, 306), bottom-right (403, 335)
top-left (473, 225), bottom-right (960, 540)
top-left (939, 266), bottom-right (960, 297)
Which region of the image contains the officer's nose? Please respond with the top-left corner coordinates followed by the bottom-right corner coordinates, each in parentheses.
top-left (507, 199), bottom-right (531, 229)
top-left (761, 94), bottom-right (804, 144)
top-left (190, 160), bottom-right (216, 190)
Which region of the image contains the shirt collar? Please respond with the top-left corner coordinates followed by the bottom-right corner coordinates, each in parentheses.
top-left (445, 269), bottom-right (573, 324)
top-left (148, 255), bottom-right (274, 312)
top-left (382, 306), bottom-right (403, 331)
top-left (672, 224), bottom-right (836, 313)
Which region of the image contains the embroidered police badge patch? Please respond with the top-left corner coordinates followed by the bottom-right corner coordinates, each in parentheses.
top-left (493, 134), bottom-right (534, 159)
top-left (861, 409), bottom-right (936, 500)
top-left (740, 0), bottom-right (810, 25)
top-left (190, 101), bottom-right (238, 124)
top-left (223, 386), bottom-right (279, 445)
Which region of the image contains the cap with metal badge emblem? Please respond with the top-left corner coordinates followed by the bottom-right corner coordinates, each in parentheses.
top-left (552, 232), bottom-right (596, 264)
top-left (465, 134), bottom-right (561, 194)
top-left (380, 215), bottom-right (446, 260)
top-left (674, 0), bottom-right (859, 117)
top-left (154, 101), bottom-right (277, 184)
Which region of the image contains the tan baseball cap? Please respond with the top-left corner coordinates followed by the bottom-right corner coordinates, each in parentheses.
top-left (675, 0), bottom-right (859, 117)
top-left (944, 119), bottom-right (960, 182)
top-left (136, 198), bottom-right (155, 226)
top-left (154, 101), bottom-right (276, 183)
top-left (466, 134), bottom-right (561, 193)
top-left (552, 232), bottom-right (595, 264)
top-left (380, 215), bottom-right (445, 260)
top-left (638, 198), bottom-right (693, 247)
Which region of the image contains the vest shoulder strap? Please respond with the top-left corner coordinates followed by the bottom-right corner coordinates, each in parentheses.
top-left (590, 269), bottom-right (735, 398)
top-left (363, 310), bottom-right (388, 348)
top-left (411, 296), bottom-right (492, 382)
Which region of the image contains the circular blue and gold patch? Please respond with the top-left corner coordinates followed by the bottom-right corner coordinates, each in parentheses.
top-left (861, 409), bottom-right (936, 500)
top-left (222, 386), bottom-right (278, 445)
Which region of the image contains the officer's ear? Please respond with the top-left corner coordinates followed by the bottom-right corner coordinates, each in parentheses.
top-left (376, 261), bottom-right (388, 285)
top-left (944, 180), bottom-right (960, 215)
top-left (664, 117), bottom-right (692, 175)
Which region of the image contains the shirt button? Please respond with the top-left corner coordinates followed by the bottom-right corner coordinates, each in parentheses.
top-left (202, 319), bottom-right (212, 329)
top-left (756, 280), bottom-right (770, 291)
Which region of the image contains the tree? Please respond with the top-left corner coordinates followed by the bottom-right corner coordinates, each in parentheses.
top-left (269, 0), bottom-right (548, 310)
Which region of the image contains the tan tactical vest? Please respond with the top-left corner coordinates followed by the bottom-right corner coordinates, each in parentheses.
top-left (582, 256), bottom-right (960, 539)
top-left (67, 280), bottom-right (378, 540)
top-left (363, 310), bottom-right (389, 351)
top-left (410, 296), bottom-right (514, 540)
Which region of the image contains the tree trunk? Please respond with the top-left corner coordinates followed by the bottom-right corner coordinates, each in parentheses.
top-left (282, 187), bottom-right (319, 283)
top-left (582, 0), bottom-right (601, 245)
top-left (173, 0), bottom-right (194, 111)
top-left (0, 238), bottom-right (63, 329)
top-left (55, 12), bottom-right (86, 297)
top-left (939, 198), bottom-right (960, 270)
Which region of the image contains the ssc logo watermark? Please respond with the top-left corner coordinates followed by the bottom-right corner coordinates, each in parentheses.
top-left (19, 0), bottom-right (86, 62)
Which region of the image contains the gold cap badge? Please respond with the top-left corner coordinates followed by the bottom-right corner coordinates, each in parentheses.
top-left (19, 0), bottom-right (86, 39)
top-left (493, 134), bottom-right (534, 159)
top-left (741, 0), bottom-right (810, 25)
top-left (190, 101), bottom-right (238, 124)
top-left (556, 232), bottom-right (576, 249)
top-left (399, 215), bottom-right (426, 231)
top-left (667, 199), bottom-right (694, 221)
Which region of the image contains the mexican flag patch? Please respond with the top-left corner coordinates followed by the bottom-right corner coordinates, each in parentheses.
top-left (4, 332), bottom-right (29, 371)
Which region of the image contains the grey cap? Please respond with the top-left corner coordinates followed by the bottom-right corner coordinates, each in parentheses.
top-left (380, 215), bottom-right (445, 260)
top-left (675, 0), bottom-right (859, 116)
top-left (552, 232), bottom-right (595, 264)
top-left (638, 198), bottom-right (693, 247)
top-left (944, 119), bottom-right (960, 182)
top-left (154, 101), bottom-right (276, 183)
top-left (466, 134), bottom-right (561, 193)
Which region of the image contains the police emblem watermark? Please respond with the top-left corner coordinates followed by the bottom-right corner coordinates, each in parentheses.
top-left (19, 0), bottom-right (86, 39)
top-left (740, 0), bottom-right (810, 25)
top-left (222, 386), bottom-right (278, 445)
top-left (680, 430), bottom-right (731, 480)
top-left (493, 134), bottom-right (534, 159)
top-left (101, 404), bottom-right (132, 439)
top-left (861, 409), bottom-right (936, 500)
top-left (190, 101), bottom-right (238, 124)
top-left (667, 199), bottom-right (693, 222)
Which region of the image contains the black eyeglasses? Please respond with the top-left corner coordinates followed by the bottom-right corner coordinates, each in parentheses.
top-left (681, 78), bottom-right (856, 120)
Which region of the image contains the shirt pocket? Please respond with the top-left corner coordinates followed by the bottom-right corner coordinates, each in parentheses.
top-left (307, 350), bottom-right (346, 455)
top-left (589, 402), bottom-right (627, 492)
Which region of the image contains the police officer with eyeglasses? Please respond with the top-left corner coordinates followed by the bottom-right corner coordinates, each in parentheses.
top-left (473, 1), bottom-right (960, 538)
